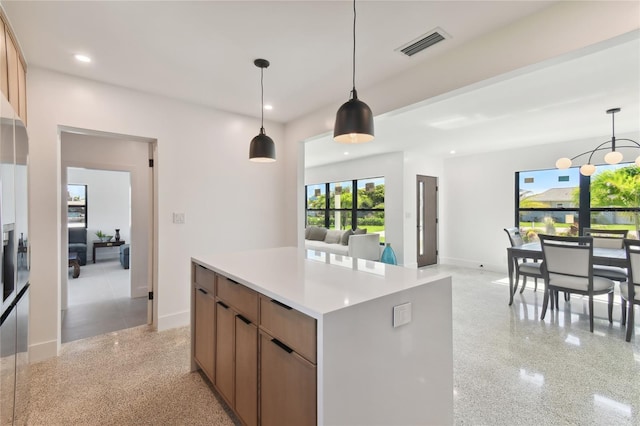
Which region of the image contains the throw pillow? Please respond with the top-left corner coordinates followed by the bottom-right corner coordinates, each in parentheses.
top-left (354, 228), bottom-right (367, 235)
top-left (308, 226), bottom-right (328, 241)
top-left (341, 229), bottom-right (354, 245)
top-left (305, 227), bottom-right (312, 239)
top-left (324, 229), bottom-right (344, 244)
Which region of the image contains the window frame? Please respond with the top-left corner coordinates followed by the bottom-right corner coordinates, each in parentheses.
top-left (305, 177), bottom-right (385, 233)
top-left (67, 184), bottom-right (88, 229)
top-left (515, 164), bottom-right (640, 235)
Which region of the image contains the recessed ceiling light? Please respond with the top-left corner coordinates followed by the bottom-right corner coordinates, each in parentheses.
top-left (74, 54), bottom-right (91, 63)
top-left (344, 152), bottom-right (349, 156)
top-left (450, 150), bottom-right (456, 154)
top-left (263, 104), bottom-right (273, 111)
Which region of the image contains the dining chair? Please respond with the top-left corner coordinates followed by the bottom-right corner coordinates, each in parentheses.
top-left (583, 228), bottom-right (628, 295)
top-left (504, 227), bottom-right (542, 293)
top-left (539, 234), bottom-right (614, 332)
top-left (622, 239), bottom-right (640, 342)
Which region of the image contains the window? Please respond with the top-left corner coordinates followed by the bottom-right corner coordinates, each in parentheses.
top-left (305, 177), bottom-right (385, 241)
top-left (67, 184), bottom-right (87, 228)
top-left (516, 163), bottom-right (639, 241)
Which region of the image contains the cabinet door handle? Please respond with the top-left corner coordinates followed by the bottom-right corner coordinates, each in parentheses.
top-left (198, 288), bottom-right (208, 295)
top-left (271, 299), bottom-right (292, 310)
top-left (236, 314), bottom-right (251, 325)
top-left (217, 301), bottom-right (229, 309)
top-left (271, 338), bottom-right (293, 354)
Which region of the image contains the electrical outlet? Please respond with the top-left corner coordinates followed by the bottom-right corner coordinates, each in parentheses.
top-left (393, 302), bottom-right (412, 328)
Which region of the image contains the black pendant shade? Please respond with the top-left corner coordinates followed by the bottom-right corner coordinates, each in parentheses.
top-left (249, 127), bottom-right (275, 162)
top-left (249, 58), bottom-right (276, 162)
top-left (334, 0), bottom-right (374, 144)
top-left (334, 89), bottom-right (374, 144)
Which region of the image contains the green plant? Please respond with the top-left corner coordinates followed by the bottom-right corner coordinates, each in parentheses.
top-left (95, 230), bottom-right (105, 239)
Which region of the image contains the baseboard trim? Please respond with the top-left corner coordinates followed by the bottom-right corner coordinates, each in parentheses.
top-left (29, 339), bottom-right (58, 363)
top-left (157, 310), bottom-right (189, 331)
top-left (439, 257), bottom-right (505, 274)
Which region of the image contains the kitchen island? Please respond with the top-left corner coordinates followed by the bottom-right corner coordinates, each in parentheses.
top-left (191, 247), bottom-right (453, 425)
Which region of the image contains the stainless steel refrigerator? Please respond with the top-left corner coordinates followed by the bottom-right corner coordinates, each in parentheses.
top-left (0, 94), bottom-right (30, 426)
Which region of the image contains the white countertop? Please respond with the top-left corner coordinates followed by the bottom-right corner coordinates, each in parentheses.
top-left (192, 246), bottom-right (450, 319)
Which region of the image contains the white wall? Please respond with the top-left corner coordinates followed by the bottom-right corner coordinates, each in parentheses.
top-left (67, 167), bottom-right (130, 262)
top-left (286, 1), bottom-right (640, 260)
top-left (27, 68), bottom-right (287, 361)
top-left (441, 132), bottom-right (640, 273)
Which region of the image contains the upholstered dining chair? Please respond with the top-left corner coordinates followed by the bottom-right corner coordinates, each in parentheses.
top-left (584, 228), bottom-right (628, 283)
top-left (504, 227), bottom-right (542, 293)
top-left (539, 235), bottom-right (614, 332)
top-left (622, 239), bottom-right (640, 342)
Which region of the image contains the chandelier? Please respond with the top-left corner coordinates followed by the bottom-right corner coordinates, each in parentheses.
top-left (555, 108), bottom-right (640, 176)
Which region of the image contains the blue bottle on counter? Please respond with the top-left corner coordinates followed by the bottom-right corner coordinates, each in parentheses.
top-left (380, 243), bottom-right (397, 265)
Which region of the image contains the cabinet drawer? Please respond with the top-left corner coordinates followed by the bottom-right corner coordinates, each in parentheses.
top-left (260, 331), bottom-right (316, 426)
top-left (217, 275), bottom-right (258, 323)
top-left (260, 295), bottom-right (316, 364)
top-left (194, 264), bottom-right (215, 294)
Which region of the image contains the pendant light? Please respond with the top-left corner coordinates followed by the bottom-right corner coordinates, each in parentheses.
top-left (249, 58), bottom-right (276, 162)
top-left (555, 108), bottom-right (640, 176)
top-left (333, 0), bottom-right (374, 144)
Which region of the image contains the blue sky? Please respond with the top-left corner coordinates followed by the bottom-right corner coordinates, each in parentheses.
top-left (519, 163), bottom-right (632, 195)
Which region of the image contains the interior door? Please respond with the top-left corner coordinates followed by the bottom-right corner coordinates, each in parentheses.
top-left (417, 175), bottom-right (438, 267)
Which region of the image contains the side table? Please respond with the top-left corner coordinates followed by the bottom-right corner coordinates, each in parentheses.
top-left (93, 240), bottom-right (126, 263)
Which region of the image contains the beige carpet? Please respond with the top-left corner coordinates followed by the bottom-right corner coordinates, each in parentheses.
top-left (24, 325), bottom-right (238, 425)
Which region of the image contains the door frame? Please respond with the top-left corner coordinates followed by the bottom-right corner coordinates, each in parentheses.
top-left (58, 127), bottom-right (158, 333)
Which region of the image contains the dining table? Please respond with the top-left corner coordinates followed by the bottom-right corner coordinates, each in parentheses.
top-left (506, 242), bottom-right (627, 305)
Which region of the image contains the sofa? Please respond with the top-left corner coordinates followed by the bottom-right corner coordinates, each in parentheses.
top-left (304, 226), bottom-right (381, 261)
top-left (68, 228), bottom-right (87, 266)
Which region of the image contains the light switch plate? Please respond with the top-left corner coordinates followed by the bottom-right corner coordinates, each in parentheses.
top-left (173, 212), bottom-right (185, 224)
top-left (393, 302), bottom-right (412, 328)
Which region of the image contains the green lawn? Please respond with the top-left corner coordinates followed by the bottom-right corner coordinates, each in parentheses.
top-left (519, 222), bottom-right (637, 231)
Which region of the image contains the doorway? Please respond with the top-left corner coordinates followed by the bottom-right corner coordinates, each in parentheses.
top-left (417, 175), bottom-right (438, 267)
top-left (60, 129), bottom-right (156, 342)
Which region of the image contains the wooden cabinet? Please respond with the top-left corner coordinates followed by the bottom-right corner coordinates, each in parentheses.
top-left (0, 19), bottom-right (7, 98)
top-left (192, 264), bottom-right (216, 381)
top-left (5, 30), bottom-right (18, 114)
top-left (193, 286), bottom-right (215, 382)
top-left (260, 295), bottom-right (316, 363)
top-left (215, 277), bottom-right (259, 426)
top-left (0, 10), bottom-right (27, 123)
top-left (235, 316), bottom-right (258, 426)
top-left (260, 331), bottom-right (316, 426)
top-left (214, 300), bottom-right (235, 407)
top-left (191, 262), bottom-right (317, 426)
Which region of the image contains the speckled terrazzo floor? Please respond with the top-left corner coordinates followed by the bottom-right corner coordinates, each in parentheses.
top-left (24, 325), bottom-right (239, 425)
top-left (23, 265), bottom-right (640, 425)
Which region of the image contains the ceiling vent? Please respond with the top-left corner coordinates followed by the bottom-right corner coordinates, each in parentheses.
top-left (396, 28), bottom-right (448, 57)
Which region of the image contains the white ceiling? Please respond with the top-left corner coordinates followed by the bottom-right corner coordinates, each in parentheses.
top-left (306, 34), bottom-right (640, 166)
top-left (2, 1), bottom-right (638, 168)
top-left (3, 0), bottom-right (555, 123)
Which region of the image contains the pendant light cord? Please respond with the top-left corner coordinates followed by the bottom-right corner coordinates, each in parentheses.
top-left (352, 0), bottom-right (356, 92)
top-left (260, 66), bottom-right (265, 130)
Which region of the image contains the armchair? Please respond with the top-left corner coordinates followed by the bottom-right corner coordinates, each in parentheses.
top-left (68, 228), bottom-right (87, 266)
